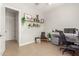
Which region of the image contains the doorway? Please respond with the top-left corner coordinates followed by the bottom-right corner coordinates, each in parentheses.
top-left (5, 7), bottom-right (19, 48)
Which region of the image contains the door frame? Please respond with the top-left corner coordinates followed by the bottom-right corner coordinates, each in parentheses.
top-left (4, 6), bottom-right (20, 45)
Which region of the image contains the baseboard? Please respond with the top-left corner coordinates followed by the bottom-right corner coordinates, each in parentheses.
top-left (19, 40), bottom-right (34, 47)
top-left (0, 47), bottom-right (6, 56)
top-left (2, 48), bottom-right (6, 56)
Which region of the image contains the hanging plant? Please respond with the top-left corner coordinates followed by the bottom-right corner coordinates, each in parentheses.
top-left (21, 13), bottom-right (26, 25)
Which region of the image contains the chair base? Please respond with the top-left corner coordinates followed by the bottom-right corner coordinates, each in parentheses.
top-left (61, 47), bottom-right (76, 56)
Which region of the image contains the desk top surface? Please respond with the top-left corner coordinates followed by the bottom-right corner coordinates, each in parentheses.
top-left (51, 32), bottom-right (79, 43)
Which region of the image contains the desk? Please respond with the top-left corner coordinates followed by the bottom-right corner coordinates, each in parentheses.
top-left (51, 32), bottom-right (79, 45)
top-left (51, 32), bottom-right (60, 45)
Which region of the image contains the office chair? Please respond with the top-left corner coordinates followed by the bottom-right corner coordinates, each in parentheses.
top-left (59, 31), bottom-right (74, 46)
top-left (58, 31), bottom-right (77, 55)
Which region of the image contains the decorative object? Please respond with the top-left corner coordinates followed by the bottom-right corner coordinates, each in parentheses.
top-left (47, 33), bottom-right (51, 38)
top-left (21, 13), bottom-right (26, 25)
top-left (28, 24), bottom-right (31, 27)
top-left (41, 19), bottom-right (44, 23)
top-left (26, 14), bottom-right (32, 20)
top-left (52, 30), bottom-right (54, 32)
top-left (36, 15), bottom-right (39, 22)
top-left (26, 14), bottom-right (44, 23)
top-left (33, 18), bottom-right (36, 22)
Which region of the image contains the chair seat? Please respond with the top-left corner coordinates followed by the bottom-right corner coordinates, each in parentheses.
top-left (62, 46), bottom-right (76, 51)
top-left (69, 45), bottom-right (79, 50)
top-left (41, 39), bottom-right (48, 41)
top-left (61, 45), bottom-right (79, 50)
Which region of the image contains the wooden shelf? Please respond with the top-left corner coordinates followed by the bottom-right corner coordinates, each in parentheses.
top-left (26, 20), bottom-right (44, 24)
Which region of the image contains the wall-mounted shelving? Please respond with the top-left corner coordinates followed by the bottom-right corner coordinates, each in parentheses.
top-left (26, 20), bottom-right (44, 24)
top-left (21, 13), bottom-right (44, 28)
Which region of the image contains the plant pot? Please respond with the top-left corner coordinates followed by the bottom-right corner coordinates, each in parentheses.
top-left (48, 38), bottom-right (51, 41)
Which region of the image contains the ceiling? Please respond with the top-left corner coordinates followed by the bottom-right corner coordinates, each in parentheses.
top-left (33, 3), bottom-right (63, 13)
top-left (5, 3), bottom-right (63, 14)
top-left (23, 3), bottom-right (63, 13)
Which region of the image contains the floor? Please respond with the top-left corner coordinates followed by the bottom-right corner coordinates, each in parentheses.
top-left (3, 40), bottom-right (70, 56)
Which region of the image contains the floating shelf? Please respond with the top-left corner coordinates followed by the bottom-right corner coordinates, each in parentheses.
top-left (26, 20), bottom-right (44, 24)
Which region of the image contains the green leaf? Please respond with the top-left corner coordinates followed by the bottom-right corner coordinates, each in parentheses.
top-left (21, 16), bottom-right (26, 25)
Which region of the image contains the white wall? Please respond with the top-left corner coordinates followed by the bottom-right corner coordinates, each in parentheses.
top-left (0, 4), bottom-right (5, 36)
top-left (3, 3), bottom-right (44, 46)
top-left (44, 4), bottom-right (79, 34)
top-left (0, 3), bottom-right (5, 55)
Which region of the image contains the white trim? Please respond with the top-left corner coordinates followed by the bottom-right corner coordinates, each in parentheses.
top-left (2, 47), bottom-right (6, 56)
top-left (3, 5), bottom-right (20, 12)
top-left (4, 5), bottom-right (20, 43)
top-left (19, 40), bottom-right (34, 47)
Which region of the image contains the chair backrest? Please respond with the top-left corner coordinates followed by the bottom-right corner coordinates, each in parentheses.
top-left (59, 31), bottom-right (67, 45)
top-left (41, 32), bottom-right (46, 39)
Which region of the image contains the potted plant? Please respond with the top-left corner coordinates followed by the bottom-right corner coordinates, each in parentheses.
top-left (47, 33), bottom-right (51, 41)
